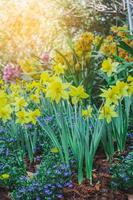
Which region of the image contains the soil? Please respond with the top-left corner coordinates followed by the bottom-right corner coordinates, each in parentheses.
top-left (63, 157), bottom-right (128, 200)
top-left (0, 188), bottom-right (10, 200)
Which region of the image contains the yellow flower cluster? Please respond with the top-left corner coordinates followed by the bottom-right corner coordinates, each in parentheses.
top-left (0, 72), bottom-right (89, 124)
top-left (101, 25), bottom-right (133, 62)
top-left (99, 77), bottom-right (133, 123)
top-left (75, 32), bottom-right (94, 56)
top-left (0, 83), bottom-right (41, 124)
top-left (100, 36), bottom-right (116, 56)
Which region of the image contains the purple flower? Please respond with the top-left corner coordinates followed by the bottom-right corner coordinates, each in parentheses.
top-left (56, 183), bottom-right (63, 189)
top-left (35, 156), bottom-right (41, 162)
top-left (5, 148), bottom-right (10, 156)
top-left (3, 63), bottom-right (22, 82)
top-left (44, 116), bottom-right (53, 123)
top-left (36, 197), bottom-right (41, 200)
top-left (64, 171), bottom-right (71, 177)
top-left (56, 194), bottom-right (64, 199)
top-left (64, 181), bottom-right (73, 188)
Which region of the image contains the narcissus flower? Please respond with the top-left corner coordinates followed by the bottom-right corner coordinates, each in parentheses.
top-left (45, 79), bottom-right (69, 103)
top-left (53, 64), bottom-right (65, 75)
top-left (40, 72), bottom-right (51, 84)
top-left (82, 105), bottom-right (92, 118)
top-left (127, 75), bottom-right (133, 83)
top-left (29, 93), bottom-right (40, 104)
top-left (101, 58), bottom-right (118, 76)
top-left (100, 88), bottom-right (119, 105)
top-left (51, 147), bottom-right (59, 153)
top-left (14, 97), bottom-right (28, 111)
top-left (0, 90), bottom-right (8, 106)
top-left (112, 81), bottom-right (129, 98)
top-left (0, 105), bottom-right (12, 122)
top-left (16, 110), bottom-right (29, 125)
top-left (99, 104), bottom-right (118, 123)
top-left (70, 85), bottom-right (89, 104)
top-left (27, 109), bottom-right (41, 124)
top-left (0, 174), bottom-right (10, 180)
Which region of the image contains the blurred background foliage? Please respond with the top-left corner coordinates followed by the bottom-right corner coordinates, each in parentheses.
top-left (0, 0), bottom-right (129, 66)
top-left (56, 0), bottom-right (127, 35)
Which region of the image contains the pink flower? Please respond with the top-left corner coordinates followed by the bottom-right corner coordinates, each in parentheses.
top-left (40, 52), bottom-right (50, 65)
top-left (3, 63), bottom-right (22, 82)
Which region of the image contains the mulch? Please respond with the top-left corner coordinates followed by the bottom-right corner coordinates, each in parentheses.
top-left (63, 152), bottom-right (128, 200)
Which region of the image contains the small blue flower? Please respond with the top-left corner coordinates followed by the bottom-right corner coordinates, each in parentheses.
top-left (19, 187), bottom-right (26, 193)
top-left (36, 197), bottom-right (41, 200)
top-left (56, 183), bottom-right (63, 189)
top-left (55, 169), bottom-right (62, 175)
top-left (128, 133), bottom-right (133, 138)
top-left (44, 189), bottom-right (52, 195)
top-left (64, 181), bottom-right (73, 188)
top-left (19, 176), bottom-right (28, 181)
top-left (123, 176), bottom-right (130, 182)
top-left (0, 128), bottom-right (5, 133)
top-left (64, 171), bottom-right (71, 177)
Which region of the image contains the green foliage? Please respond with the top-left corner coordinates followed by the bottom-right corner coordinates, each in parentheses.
top-left (111, 151), bottom-right (133, 193)
top-left (0, 134), bottom-right (26, 189)
top-left (38, 101), bottom-right (104, 184)
top-left (112, 97), bottom-right (132, 152)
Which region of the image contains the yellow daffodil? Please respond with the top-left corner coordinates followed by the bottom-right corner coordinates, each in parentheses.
top-left (45, 79), bottom-right (69, 103)
top-left (26, 81), bottom-right (40, 91)
top-left (99, 104), bottom-right (118, 123)
top-left (101, 58), bottom-right (118, 76)
top-left (112, 81), bottom-right (129, 98)
top-left (0, 90), bottom-right (8, 106)
top-left (14, 97), bottom-right (28, 111)
top-left (10, 84), bottom-right (21, 93)
top-left (82, 105), bottom-right (92, 118)
top-left (75, 32), bottom-right (94, 56)
top-left (27, 109), bottom-right (40, 124)
top-left (53, 64), bottom-right (65, 75)
top-left (0, 105), bottom-right (12, 122)
top-left (29, 93), bottom-right (40, 104)
top-left (127, 75), bottom-right (133, 83)
top-left (70, 85), bottom-right (89, 104)
top-left (16, 110), bottom-right (29, 125)
top-left (51, 147), bottom-right (59, 153)
top-left (100, 42), bottom-right (116, 56)
top-left (127, 84), bottom-right (133, 96)
top-left (0, 174), bottom-right (10, 180)
top-left (100, 88), bottom-right (119, 105)
top-left (40, 72), bottom-right (51, 84)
